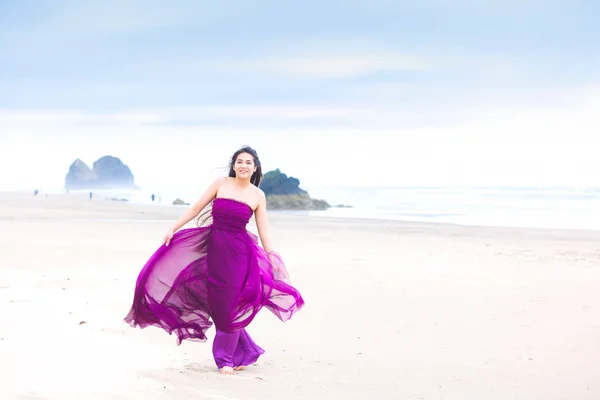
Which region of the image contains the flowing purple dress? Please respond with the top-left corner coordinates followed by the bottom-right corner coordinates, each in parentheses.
top-left (124, 197), bottom-right (305, 369)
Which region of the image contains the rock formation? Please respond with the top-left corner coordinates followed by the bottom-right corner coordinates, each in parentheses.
top-left (260, 169), bottom-right (307, 196)
top-left (260, 169), bottom-right (330, 210)
top-left (265, 194), bottom-right (330, 210)
top-left (65, 156), bottom-right (135, 189)
top-left (172, 198), bottom-right (190, 206)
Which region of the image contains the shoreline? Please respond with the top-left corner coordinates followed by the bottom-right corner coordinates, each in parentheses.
top-left (3, 190), bottom-right (600, 237)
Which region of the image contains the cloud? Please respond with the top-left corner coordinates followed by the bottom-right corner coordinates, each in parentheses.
top-left (0, 104), bottom-right (429, 132)
top-left (139, 48), bottom-right (432, 81)
top-left (220, 54), bottom-right (431, 79)
top-left (0, 83), bottom-right (598, 189)
top-left (3, 0), bottom-right (198, 39)
top-left (0, 106), bottom-right (358, 130)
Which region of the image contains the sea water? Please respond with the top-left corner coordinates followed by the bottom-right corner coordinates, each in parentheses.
top-left (304, 186), bottom-right (600, 231)
top-left (21, 186), bottom-right (600, 231)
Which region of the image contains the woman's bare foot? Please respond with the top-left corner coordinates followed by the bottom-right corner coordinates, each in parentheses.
top-left (220, 366), bottom-right (235, 375)
top-left (233, 366), bottom-right (246, 371)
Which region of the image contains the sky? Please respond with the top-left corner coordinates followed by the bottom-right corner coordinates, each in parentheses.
top-left (0, 0), bottom-right (598, 191)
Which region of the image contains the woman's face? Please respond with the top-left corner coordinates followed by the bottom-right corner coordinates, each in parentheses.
top-left (234, 152), bottom-right (256, 179)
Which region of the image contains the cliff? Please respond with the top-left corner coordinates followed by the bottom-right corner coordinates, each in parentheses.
top-left (65, 156), bottom-right (135, 189)
top-left (260, 169), bottom-right (330, 210)
top-left (265, 193), bottom-right (330, 210)
top-left (260, 169), bottom-right (308, 196)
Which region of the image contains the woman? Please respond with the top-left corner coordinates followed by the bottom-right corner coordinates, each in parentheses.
top-left (124, 146), bottom-right (305, 375)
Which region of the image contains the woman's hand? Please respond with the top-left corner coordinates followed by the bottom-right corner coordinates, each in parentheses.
top-left (267, 251), bottom-right (290, 283)
top-left (268, 253), bottom-right (277, 269)
top-left (163, 230), bottom-right (174, 246)
top-left (268, 252), bottom-right (283, 272)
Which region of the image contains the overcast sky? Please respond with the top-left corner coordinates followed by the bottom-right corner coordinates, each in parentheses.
top-left (0, 0), bottom-right (598, 190)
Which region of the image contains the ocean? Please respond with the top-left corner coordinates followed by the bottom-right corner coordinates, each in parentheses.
top-left (22, 185), bottom-right (600, 231)
top-left (304, 186), bottom-right (600, 231)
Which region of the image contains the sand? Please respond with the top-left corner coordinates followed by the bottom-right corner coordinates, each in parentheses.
top-left (1, 190), bottom-right (599, 400)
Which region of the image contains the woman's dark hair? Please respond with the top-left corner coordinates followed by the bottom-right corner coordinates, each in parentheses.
top-left (228, 145), bottom-right (262, 187)
top-left (196, 146), bottom-right (263, 228)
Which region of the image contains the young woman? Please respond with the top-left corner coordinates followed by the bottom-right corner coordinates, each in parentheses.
top-left (124, 146), bottom-right (305, 375)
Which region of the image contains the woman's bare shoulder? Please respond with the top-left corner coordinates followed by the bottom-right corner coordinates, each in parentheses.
top-left (252, 186), bottom-right (266, 203)
top-left (211, 176), bottom-right (229, 194)
top-left (216, 176), bottom-right (233, 187)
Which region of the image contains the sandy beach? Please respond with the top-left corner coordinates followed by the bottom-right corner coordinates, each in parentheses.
top-left (1, 190), bottom-right (599, 400)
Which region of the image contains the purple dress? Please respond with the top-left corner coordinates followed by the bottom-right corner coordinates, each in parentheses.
top-left (124, 197), bottom-right (305, 368)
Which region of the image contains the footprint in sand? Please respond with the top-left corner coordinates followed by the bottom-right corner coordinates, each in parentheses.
top-left (184, 363), bottom-right (211, 373)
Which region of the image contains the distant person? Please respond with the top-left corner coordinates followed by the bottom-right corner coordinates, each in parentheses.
top-left (89, 192), bottom-right (93, 200)
top-left (151, 193), bottom-right (155, 202)
top-left (33, 189), bottom-right (39, 196)
top-left (124, 146), bottom-right (304, 375)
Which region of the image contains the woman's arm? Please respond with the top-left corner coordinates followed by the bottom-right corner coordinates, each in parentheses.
top-left (168, 177), bottom-right (223, 234)
top-left (254, 191), bottom-right (275, 252)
